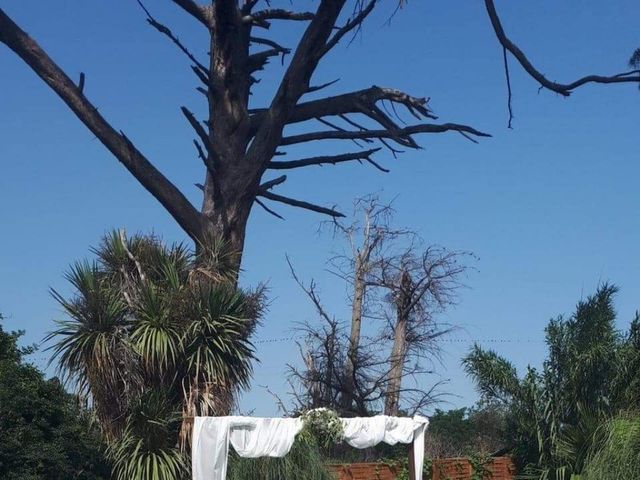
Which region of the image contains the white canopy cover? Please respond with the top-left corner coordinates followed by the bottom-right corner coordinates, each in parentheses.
top-left (192, 415), bottom-right (429, 480)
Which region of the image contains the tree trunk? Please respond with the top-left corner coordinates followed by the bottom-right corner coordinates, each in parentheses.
top-left (200, 171), bottom-right (256, 272)
top-left (384, 269), bottom-right (412, 416)
top-left (342, 252), bottom-right (365, 411)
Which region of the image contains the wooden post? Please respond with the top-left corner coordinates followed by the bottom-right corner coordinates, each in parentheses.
top-left (408, 442), bottom-right (416, 480)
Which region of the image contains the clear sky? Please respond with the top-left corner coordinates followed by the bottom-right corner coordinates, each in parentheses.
top-left (1, 0), bottom-right (639, 416)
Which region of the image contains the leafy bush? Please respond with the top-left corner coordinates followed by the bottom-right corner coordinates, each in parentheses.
top-left (0, 318), bottom-right (110, 479)
top-left (426, 403), bottom-right (507, 457)
top-left (463, 284), bottom-right (640, 479)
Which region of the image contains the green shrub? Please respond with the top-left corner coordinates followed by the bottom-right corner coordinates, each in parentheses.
top-left (582, 415), bottom-right (640, 480)
top-left (227, 434), bottom-right (335, 480)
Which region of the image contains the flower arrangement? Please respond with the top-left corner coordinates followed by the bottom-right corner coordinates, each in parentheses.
top-left (300, 408), bottom-right (344, 449)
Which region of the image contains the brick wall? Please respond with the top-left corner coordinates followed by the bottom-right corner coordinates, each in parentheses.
top-left (327, 457), bottom-right (516, 480)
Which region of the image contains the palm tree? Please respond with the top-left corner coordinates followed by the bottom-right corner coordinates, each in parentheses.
top-left (47, 231), bottom-right (264, 479)
top-left (463, 284), bottom-right (640, 480)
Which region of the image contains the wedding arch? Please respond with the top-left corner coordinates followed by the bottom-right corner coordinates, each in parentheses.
top-left (192, 414), bottom-right (429, 480)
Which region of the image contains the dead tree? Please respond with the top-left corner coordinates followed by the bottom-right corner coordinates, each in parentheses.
top-left (2, 1), bottom-right (636, 266)
top-left (372, 246), bottom-right (470, 416)
top-left (288, 198), bottom-right (467, 415)
top-left (286, 258), bottom-right (351, 412)
top-left (328, 198), bottom-right (406, 411)
top-left (288, 249), bottom-right (457, 416)
top-left (0, 1), bottom-right (488, 269)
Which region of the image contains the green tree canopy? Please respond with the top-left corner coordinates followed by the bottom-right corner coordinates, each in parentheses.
top-left (0, 315), bottom-right (110, 480)
top-left (463, 284), bottom-right (640, 479)
top-left (426, 404), bottom-right (507, 458)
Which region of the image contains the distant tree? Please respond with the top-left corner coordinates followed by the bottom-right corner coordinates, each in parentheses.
top-left (425, 404), bottom-right (507, 458)
top-left (463, 284), bottom-right (640, 478)
top-left (1, 1), bottom-right (638, 267)
top-left (287, 197), bottom-right (470, 416)
top-left (0, 315), bottom-right (110, 480)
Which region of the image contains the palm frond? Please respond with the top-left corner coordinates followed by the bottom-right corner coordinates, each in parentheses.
top-left (463, 344), bottom-right (521, 403)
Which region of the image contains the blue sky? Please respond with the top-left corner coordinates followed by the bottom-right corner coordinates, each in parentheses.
top-left (1, 0), bottom-right (639, 415)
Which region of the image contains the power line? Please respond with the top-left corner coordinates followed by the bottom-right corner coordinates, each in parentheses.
top-left (253, 336), bottom-right (542, 345)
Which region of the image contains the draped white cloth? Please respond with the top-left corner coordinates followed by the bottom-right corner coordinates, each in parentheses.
top-left (342, 416), bottom-right (428, 480)
top-left (192, 415), bottom-right (429, 480)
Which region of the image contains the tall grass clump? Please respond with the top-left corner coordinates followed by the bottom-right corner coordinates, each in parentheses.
top-left (227, 434), bottom-right (335, 480)
top-left (581, 414), bottom-right (640, 480)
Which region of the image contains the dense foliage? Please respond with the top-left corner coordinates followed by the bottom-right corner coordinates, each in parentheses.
top-left (463, 284), bottom-right (640, 479)
top-left (581, 415), bottom-right (640, 480)
top-left (46, 232), bottom-right (264, 480)
top-left (425, 403), bottom-right (507, 457)
top-left (0, 317), bottom-right (110, 479)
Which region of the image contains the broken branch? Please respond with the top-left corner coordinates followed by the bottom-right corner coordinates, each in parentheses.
top-left (484, 0), bottom-right (640, 96)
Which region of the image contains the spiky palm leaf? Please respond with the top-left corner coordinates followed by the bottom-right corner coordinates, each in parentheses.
top-left (109, 427), bottom-right (186, 480)
top-left (181, 286), bottom-right (256, 419)
top-left (130, 282), bottom-right (182, 374)
top-left (47, 260), bottom-right (136, 437)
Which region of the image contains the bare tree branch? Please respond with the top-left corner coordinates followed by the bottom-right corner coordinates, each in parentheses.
top-left (484, 0), bottom-right (640, 97)
top-left (268, 148), bottom-right (386, 171)
top-left (245, 0), bottom-right (349, 169)
top-left (258, 191), bottom-right (345, 218)
top-left (170, 0), bottom-right (212, 28)
top-left (305, 78), bottom-right (341, 94)
top-left (287, 257), bottom-right (337, 327)
top-left (255, 198), bottom-right (284, 220)
top-left (244, 9), bottom-right (315, 25)
top-left (137, 0), bottom-right (209, 74)
top-left (250, 85), bottom-right (436, 135)
top-left (250, 36), bottom-right (288, 51)
top-left (281, 122), bottom-right (490, 146)
top-left (180, 107), bottom-right (215, 169)
top-left (259, 175), bottom-right (287, 191)
top-left (0, 8), bottom-right (203, 240)
top-left (249, 47), bottom-right (290, 73)
top-left (502, 46), bottom-right (514, 129)
top-left (322, 0), bottom-right (377, 55)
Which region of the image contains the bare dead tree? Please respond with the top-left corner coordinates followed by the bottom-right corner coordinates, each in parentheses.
top-left (0, 1), bottom-right (492, 270)
top-left (286, 257), bottom-right (350, 412)
top-left (326, 197), bottom-right (410, 411)
top-left (369, 245), bottom-right (470, 416)
top-left (0, 2), bottom-right (638, 265)
top-left (287, 252), bottom-right (454, 416)
top-left (287, 197), bottom-right (468, 415)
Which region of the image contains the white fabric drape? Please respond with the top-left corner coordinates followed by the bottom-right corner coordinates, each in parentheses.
top-left (192, 415), bottom-right (429, 480)
top-left (192, 416), bottom-right (303, 480)
top-left (342, 415), bottom-right (428, 480)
